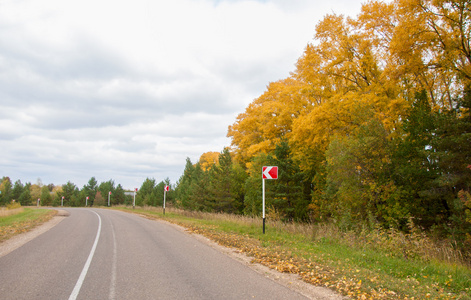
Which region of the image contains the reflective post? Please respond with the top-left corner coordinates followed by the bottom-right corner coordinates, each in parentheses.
top-left (163, 185), bottom-right (170, 215)
top-left (262, 178), bottom-right (266, 234)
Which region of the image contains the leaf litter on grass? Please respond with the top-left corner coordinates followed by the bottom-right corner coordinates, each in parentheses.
top-left (176, 221), bottom-right (470, 299)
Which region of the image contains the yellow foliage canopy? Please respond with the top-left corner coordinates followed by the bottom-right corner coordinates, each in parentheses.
top-left (228, 78), bottom-right (309, 165)
top-left (227, 0), bottom-right (470, 172)
top-left (198, 151), bottom-right (220, 171)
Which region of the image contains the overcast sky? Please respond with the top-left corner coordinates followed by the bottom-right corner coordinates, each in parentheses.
top-left (1, 0), bottom-right (368, 189)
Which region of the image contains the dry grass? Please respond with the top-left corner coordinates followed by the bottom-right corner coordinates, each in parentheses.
top-left (0, 202), bottom-right (24, 217)
top-left (353, 222), bottom-right (467, 266)
top-left (0, 207), bottom-right (24, 217)
top-left (139, 205), bottom-right (263, 226)
top-left (279, 219), bottom-right (468, 267)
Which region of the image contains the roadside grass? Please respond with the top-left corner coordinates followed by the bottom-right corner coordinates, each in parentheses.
top-left (0, 202), bottom-right (23, 217)
top-left (114, 206), bottom-right (471, 299)
top-left (0, 208), bottom-right (56, 243)
top-left (0, 207), bottom-right (24, 217)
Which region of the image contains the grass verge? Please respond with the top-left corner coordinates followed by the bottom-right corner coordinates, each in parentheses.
top-left (113, 206), bottom-right (471, 299)
top-left (0, 208), bottom-right (57, 243)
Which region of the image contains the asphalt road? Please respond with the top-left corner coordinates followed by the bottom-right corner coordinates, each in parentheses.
top-left (0, 208), bottom-right (311, 300)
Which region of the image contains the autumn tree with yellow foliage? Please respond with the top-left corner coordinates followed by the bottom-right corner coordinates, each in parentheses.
top-left (227, 78), bottom-right (309, 165)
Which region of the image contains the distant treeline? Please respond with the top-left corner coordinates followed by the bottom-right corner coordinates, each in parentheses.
top-left (0, 176), bottom-right (173, 208)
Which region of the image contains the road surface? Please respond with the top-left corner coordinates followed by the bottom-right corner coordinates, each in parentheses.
top-left (0, 208), bottom-right (331, 299)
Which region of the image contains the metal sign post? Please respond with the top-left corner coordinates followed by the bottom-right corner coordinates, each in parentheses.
top-left (108, 191), bottom-right (111, 207)
top-left (61, 196), bottom-right (64, 207)
top-left (86, 196), bottom-right (89, 207)
top-left (262, 166), bottom-right (278, 234)
top-left (133, 188), bottom-right (137, 209)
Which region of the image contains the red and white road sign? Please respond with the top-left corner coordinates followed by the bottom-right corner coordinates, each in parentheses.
top-left (262, 166), bottom-right (278, 179)
top-left (109, 191), bottom-right (111, 195)
top-left (164, 185), bottom-right (170, 192)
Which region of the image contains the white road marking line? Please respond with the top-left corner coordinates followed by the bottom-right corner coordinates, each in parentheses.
top-left (68, 210), bottom-right (102, 300)
top-left (109, 219), bottom-right (117, 300)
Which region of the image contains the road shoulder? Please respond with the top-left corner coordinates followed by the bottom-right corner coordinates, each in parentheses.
top-left (0, 209), bottom-right (69, 258)
top-left (154, 217), bottom-right (348, 300)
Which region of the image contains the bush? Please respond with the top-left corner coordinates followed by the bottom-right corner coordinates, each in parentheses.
top-left (6, 201), bottom-right (21, 210)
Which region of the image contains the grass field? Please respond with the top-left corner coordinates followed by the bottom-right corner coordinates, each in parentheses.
top-left (114, 206), bottom-right (471, 300)
top-left (0, 207), bottom-right (56, 243)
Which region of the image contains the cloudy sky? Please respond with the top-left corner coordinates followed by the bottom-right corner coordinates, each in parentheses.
top-left (1, 0), bottom-right (368, 189)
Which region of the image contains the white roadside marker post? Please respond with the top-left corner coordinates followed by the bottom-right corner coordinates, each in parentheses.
top-left (262, 166), bottom-right (278, 234)
top-left (262, 177), bottom-right (266, 233)
top-left (163, 185), bottom-right (169, 215)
